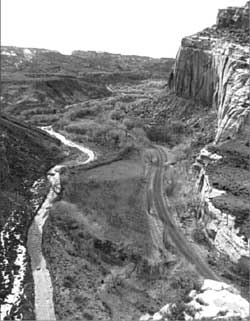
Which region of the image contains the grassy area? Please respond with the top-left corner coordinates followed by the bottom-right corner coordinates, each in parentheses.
top-left (61, 158), bottom-right (150, 251)
top-left (43, 155), bottom-right (152, 320)
top-left (42, 144), bottom-right (209, 320)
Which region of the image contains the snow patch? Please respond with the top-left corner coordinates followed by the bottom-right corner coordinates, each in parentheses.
top-left (0, 240), bottom-right (26, 320)
top-left (27, 127), bottom-right (95, 320)
top-left (23, 48), bottom-right (33, 61)
top-left (187, 279), bottom-right (249, 320)
top-left (1, 50), bottom-right (17, 56)
top-left (139, 280), bottom-right (249, 321)
top-left (200, 148), bottom-right (222, 161)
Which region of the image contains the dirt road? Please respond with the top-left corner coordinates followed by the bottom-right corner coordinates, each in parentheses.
top-left (150, 147), bottom-right (219, 280)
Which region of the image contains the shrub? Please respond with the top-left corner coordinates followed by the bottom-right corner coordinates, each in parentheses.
top-left (82, 311), bottom-right (94, 320)
top-left (235, 256), bottom-right (249, 279)
top-left (110, 109), bottom-right (124, 120)
top-left (68, 105), bottom-right (101, 121)
top-left (146, 126), bottom-right (172, 143)
top-left (118, 142), bottom-right (140, 158)
top-left (63, 275), bottom-right (76, 288)
top-left (168, 120), bottom-right (186, 135)
top-left (167, 301), bottom-right (186, 321)
top-left (192, 228), bottom-right (210, 247)
top-left (123, 118), bottom-right (135, 130)
top-left (69, 109), bottom-right (91, 120)
top-left (164, 170), bottom-right (178, 197)
top-left (50, 200), bottom-right (83, 228)
top-left (145, 120), bottom-right (187, 145)
top-left (74, 294), bottom-right (88, 307)
top-left (29, 114), bottom-right (59, 124)
top-left (65, 123), bottom-right (87, 135)
top-left (171, 141), bottom-right (192, 161)
top-left (170, 271), bottom-right (201, 295)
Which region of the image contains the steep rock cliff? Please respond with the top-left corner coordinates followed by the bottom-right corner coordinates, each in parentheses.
top-left (138, 4), bottom-right (249, 320)
top-left (171, 2), bottom-right (249, 265)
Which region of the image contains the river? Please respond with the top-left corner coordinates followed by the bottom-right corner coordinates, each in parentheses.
top-left (0, 127), bottom-right (94, 320)
top-left (28, 126), bottom-right (95, 320)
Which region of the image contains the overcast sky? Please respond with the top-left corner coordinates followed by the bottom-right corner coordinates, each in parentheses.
top-left (1, 0), bottom-right (246, 58)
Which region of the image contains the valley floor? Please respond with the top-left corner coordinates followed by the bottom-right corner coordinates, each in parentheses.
top-left (40, 79), bottom-right (248, 320)
top-left (1, 78), bottom-right (249, 320)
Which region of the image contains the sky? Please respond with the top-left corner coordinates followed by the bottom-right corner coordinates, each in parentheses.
top-left (1, 0), bottom-right (247, 58)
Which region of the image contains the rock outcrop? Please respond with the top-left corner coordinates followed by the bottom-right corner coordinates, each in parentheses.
top-left (217, 3), bottom-right (250, 29)
top-left (171, 1), bottom-right (250, 265)
top-left (139, 279), bottom-right (249, 321)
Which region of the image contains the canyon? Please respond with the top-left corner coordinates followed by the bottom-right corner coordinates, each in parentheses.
top-left (0, 1), bottom-right (249, 321)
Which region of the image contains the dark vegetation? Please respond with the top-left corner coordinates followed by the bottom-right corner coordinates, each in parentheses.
top-left (145, 120), bottom-right (188, 146)
top-left (0, 114), bottom-right (63, 226)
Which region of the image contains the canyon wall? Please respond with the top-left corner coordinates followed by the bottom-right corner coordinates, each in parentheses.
top-left (171, 2), bottom-right (249, 265)
top-left (138, 3), bottom-right (250, 320)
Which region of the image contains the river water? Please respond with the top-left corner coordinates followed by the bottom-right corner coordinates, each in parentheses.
top-left (28, 127), bottom-right (95, 320)
top-left (0, 127), bottom-right (94, 320)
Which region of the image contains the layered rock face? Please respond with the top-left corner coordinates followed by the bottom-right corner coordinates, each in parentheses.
top-left (137, 3), bottom-right (250, 320)
top-left (217, 2), bottom-right (250, 29)
top-left (171, 2), bottom-right (249, 265)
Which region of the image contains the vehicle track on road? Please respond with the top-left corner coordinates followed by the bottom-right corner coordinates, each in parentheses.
top-left (150, 146), bottom-right (219, 280)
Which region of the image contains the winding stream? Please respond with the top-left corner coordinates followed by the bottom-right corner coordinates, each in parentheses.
top-left (27, 127), bottom-right (95, 320)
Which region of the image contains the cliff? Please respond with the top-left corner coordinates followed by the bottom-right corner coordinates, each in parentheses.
top-left (138, 3), bottom-right (250, 320)
top-left (171, 1), bottom-right (250, 266)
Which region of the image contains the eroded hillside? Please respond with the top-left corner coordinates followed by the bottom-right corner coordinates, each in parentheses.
top-left (1, 47), bottom-right (174, 125)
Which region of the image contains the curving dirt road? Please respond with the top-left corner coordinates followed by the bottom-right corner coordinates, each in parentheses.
top-left (150, 147), bottom-right (219, 280)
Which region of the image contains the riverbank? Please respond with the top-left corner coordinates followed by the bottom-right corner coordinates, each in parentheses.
top-left (26, 127), bottom-right (95, 320)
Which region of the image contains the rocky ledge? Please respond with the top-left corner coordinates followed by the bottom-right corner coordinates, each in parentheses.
top-left (140, 279), bottom-right (249, 321)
